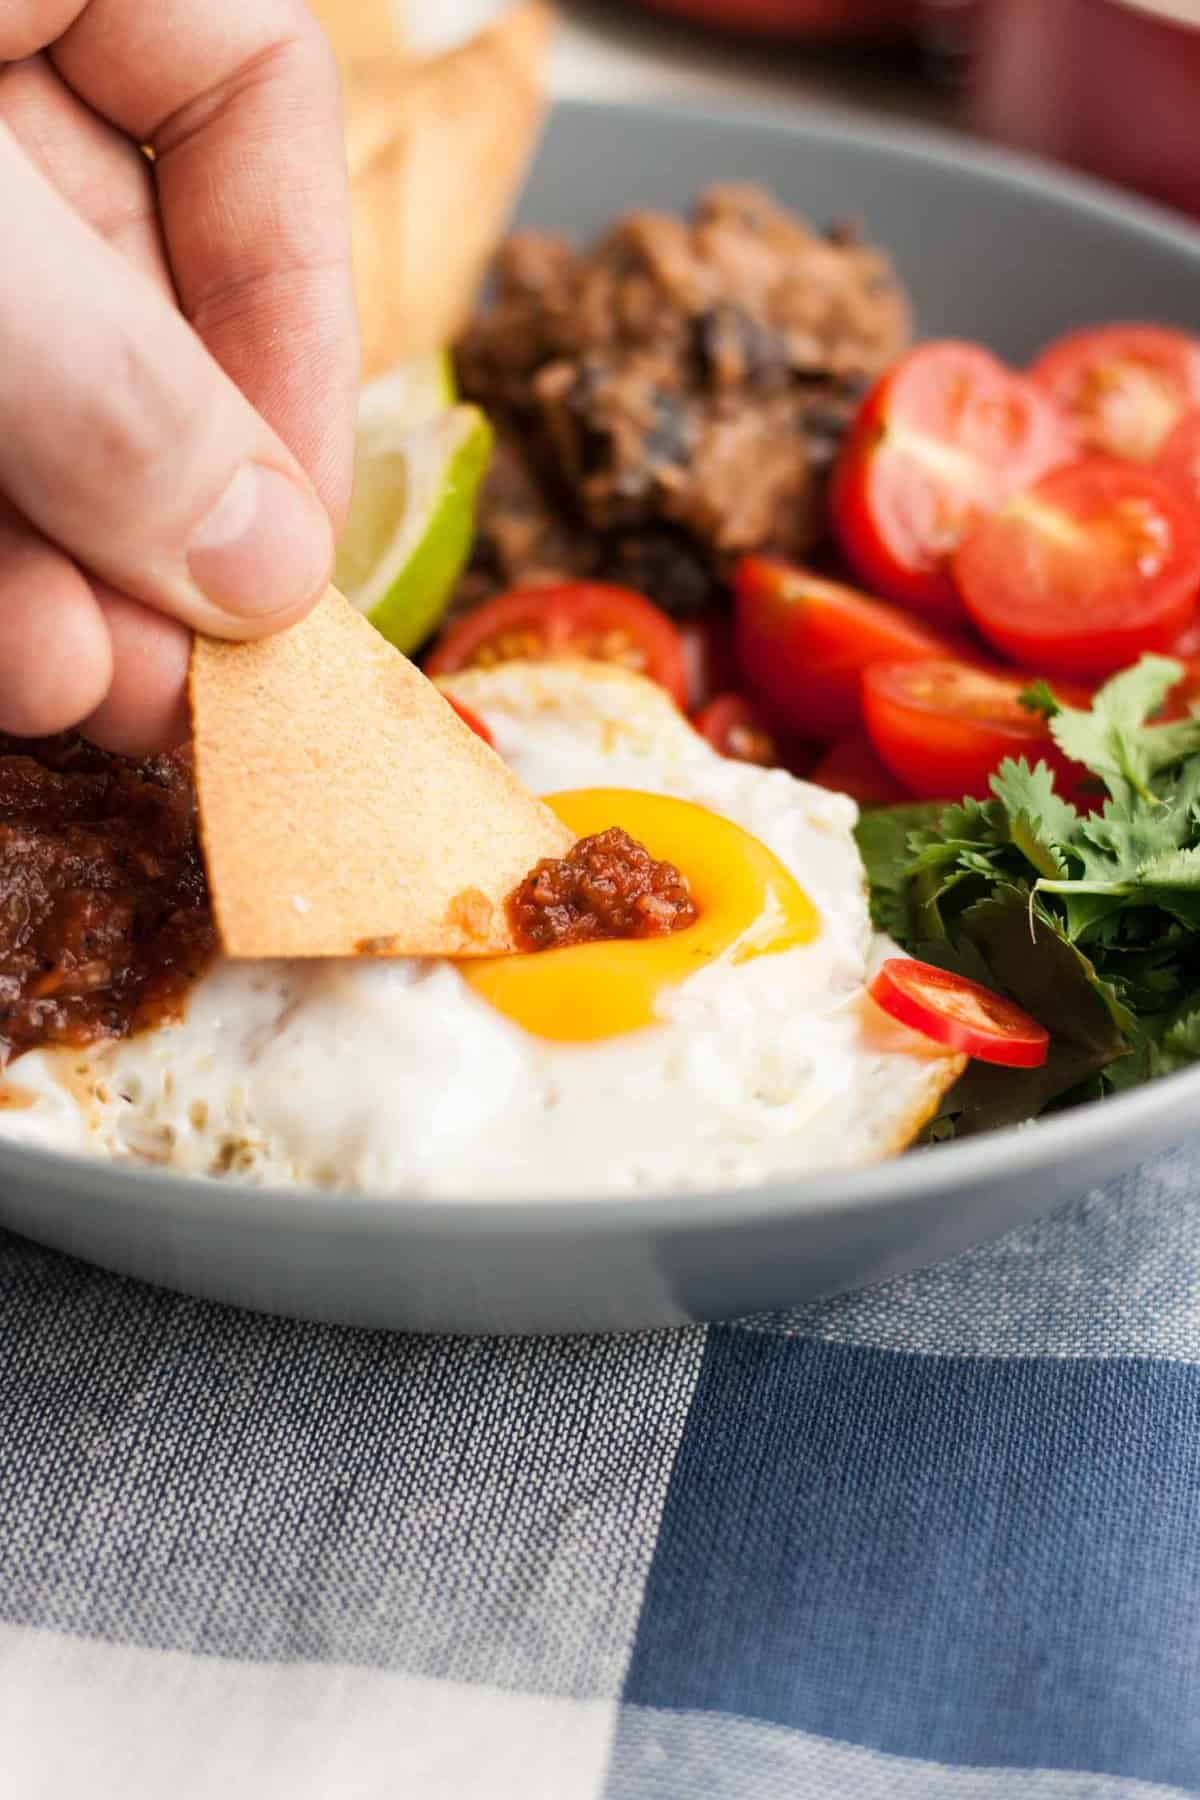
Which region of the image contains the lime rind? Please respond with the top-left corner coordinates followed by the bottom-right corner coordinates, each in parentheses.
top-left (334, 347), bottom-right (489, 657)
top-left (340, 405), bottom-right (493, 656)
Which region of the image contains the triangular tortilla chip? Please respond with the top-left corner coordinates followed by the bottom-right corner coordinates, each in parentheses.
top-left (343, 2), bottom-right (554, 376)
top-left (308, 0), bottom-right (407, 65)
top-left (190, 589), bottom-right (572, 960)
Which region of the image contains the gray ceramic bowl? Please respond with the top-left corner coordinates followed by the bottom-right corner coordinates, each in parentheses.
top-left (3, 99), bottom-right (1200, 1334)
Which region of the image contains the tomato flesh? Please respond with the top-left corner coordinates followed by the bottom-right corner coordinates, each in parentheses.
top-left (444, 696), bottom-right (493, 746)
top-left (1157, 409), bottom-right (1200, 506)
top-left (869, 957), bottom-right (1050, 1068)
top-left (831, 341), bottom-right (1072, 622)
top-left (808, 735), bottom-right (913, 807)
top-left (1162, 665), bottom-right (1200, 722)
top-left (733, 555), bottom-right (959, 741)
top-left (1171, 618), bottom-right (1200, 661)
top-left (693, 692), bottom-right (814, 776)
top-left (424, 583), bottom-right (689, 708)
top-left (679, 611), bottom-right (738, 713)
top-left (1030, 324), bottom-right (1200, 463)
top-left (861, 658), bottom-right (1083, 802)
top-left (1158, 616), bottom-right (1200, 720)
top-left (955, 457), bottom-right (1200, 678)
top-left (694, 692), bottom-right (781, 766)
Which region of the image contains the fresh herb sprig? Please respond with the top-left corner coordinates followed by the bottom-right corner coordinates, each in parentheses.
top-left (855, 656), bottom-right (1200, 1137)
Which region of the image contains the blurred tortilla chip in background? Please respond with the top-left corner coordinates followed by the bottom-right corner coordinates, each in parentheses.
top-left (314, 0), bottom-right (555, 376)
top-left (308, 0), bottom-right (408, 63)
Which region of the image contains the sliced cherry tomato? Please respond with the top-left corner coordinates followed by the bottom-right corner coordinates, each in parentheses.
top-left (732, 555), bottom-right (959, 741)
top-left (679, 610), bottom-right (738, 713)
top-left (1157, 617), bottom-right (1200, 720)
top-left (694, 692), bottom-right (776, 764)
top-left (424, 583), bottom-right (689, 707)
top-left (694, 693), bottom-right (778, 765)
top-left (831, 341), bottom-right (1072, 622)
top-left (693, 692), bottom-right (816, 776)
top-left (808, 735), bottom-right (913, 807)
top-left (869, 957), bottom-right (1050, 1068)
top-left (1170, 616), bottom-right (1200, 662)
top-left (444, 696), bottom-right (493, 746)
top-left (954, 457), bottom-right (1200, 678)
top-left (1157, 409), bottom-right (1200, 506)
top-left (1030, 324), bottom-right (1200, 463)
top-left (861, 658), bottom-right (1085, 801)
top-left (1162, 666), bottom-right (1200, 722)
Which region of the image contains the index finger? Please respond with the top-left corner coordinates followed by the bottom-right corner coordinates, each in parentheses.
top-left (50, 0), bottom-right (360, 526)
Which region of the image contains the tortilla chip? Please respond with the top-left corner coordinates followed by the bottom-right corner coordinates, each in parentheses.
top-left (308, 0), bottom-right (407, 65)
top-left (190, 589), bottom-right (573, 960)
top-left (343, 2), bottom-right (554, 376)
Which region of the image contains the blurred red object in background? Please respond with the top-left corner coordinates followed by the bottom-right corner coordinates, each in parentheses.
top-left (631, 0), bottom-right (1200, 224)
top-left (634, 0), bottom-right (917, 38)
top-left (970, 0), bottom-right (1200, 220)
top-left (914, 0), bottom-right (982, 78)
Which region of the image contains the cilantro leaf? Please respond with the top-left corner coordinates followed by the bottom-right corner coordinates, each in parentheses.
top-left (989, 758), bottom-right (1077, 878)
top-left (1136, 845), bottom-right (1200, 889)
top-left (853, 803), bottom-right (943, 938)
top-left (1036, 797), bottom-right (1200, 930)
top-left (1048, 655), bottom-right (1197, 801)
top-left (959, 887), bottom-right (1136, 1043)
top-left (861, 655), bottom-right (1200, 1136)
top-left (921, 886), bottom-right (1132, 1136)
top-left (1018, 679), bottom-right (1063, 722)
top-left (905, 797), bottom-right (1015, 900)
top-left (1153, 1009), bottom-right (1200, 1076)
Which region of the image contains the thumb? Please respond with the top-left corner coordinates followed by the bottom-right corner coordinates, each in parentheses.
top-left (0, 123), bottom-right (334, 640)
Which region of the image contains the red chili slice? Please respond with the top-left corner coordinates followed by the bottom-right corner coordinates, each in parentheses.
top-left (445, 696), bottom-right (493, 746)
top-left (1030, 323), bottom-right (1200, 463)
top-left (869, 957), bottom-right (1050, 1068)
top-left (425, 583), bottom-right (689, 708)
top-left (954, 457), bottom-right (1200, 678)
top-left (831, 341), bottom-right (1072, 621)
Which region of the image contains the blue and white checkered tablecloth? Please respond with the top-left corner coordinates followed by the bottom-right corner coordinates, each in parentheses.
top-left (3, 1146), bottom-right (1200, 1798)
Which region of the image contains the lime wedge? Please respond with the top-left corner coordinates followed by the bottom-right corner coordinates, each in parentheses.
top-left (335, 358), bottom-right (491, 656)
top-left (358, 349), bottom-right (456, 439)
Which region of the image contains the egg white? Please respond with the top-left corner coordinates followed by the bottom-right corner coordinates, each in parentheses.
top-left (0, 661), bottom-right (963, 1197)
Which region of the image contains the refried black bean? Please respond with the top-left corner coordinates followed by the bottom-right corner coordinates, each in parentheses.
top-left (451, 182), bottom-right (910, 621)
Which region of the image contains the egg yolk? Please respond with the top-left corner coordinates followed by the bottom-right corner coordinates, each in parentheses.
top-left (462, 788), bottom-right (819, 1042)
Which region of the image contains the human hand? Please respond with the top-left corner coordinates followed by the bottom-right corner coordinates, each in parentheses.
top-left (0, 0), bottom-right (359, 754)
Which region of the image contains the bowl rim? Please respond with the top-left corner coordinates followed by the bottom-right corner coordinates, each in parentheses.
top-left (5, 94), bottom-right (1200, 1242)
top-left (4, 1049), bottom-right (1198, 1241)
top-left (542, 91), bottom-right (1200, 257)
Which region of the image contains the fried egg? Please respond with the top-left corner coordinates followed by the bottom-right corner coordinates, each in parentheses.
top-left (0, 661), bottom-right (964, 1197)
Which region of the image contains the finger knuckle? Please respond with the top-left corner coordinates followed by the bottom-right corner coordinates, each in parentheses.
top-left (0, 594), bottom-right (110, 738)
top-left (248, 9), bottom-right (340, 119)
top-left (284, 6), bottom-right (341, 93)
top-left (91, 328), bottom-right (198, 485)
top-left (0, 1), bottom-right (81, 62)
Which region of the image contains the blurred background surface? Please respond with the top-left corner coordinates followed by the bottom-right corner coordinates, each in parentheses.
top-left (397, 0), bottom-right (1199, 221)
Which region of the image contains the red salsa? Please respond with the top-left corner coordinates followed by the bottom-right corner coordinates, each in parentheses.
top-left (0, 734), bottom-right (216, 1066)
top-left (508, 826), bottom-right (697, 951)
